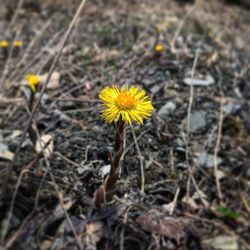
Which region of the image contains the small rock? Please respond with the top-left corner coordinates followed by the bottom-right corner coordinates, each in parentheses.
top-left (174, 138), bottom-right (185, 147)
top-left (150, 84), bottom-right (162, 94)
top-left (195, 152), bottom-right (222, 168)
top-left (99, 164), bottom-right (111, 177)
top-left (176, 162), bottom-right (188, 170)
top-left (184, 74), bottom-right (214, 86)
top-left (143, 78), bottom-right (155, 87)
top-left (148, 68), bottom-right (156, 76)
top-left (222, 103), bottom-right (241, 114)
top-left (186, 111), bottom-right (206, 133)
top-left (158, 102), bottom-right (176, 118)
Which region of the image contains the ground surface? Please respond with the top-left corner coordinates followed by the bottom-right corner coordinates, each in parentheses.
top-left (0, 0), bottom-right (250, 249)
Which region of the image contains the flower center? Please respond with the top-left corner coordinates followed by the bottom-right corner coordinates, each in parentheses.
top-left (115, 92), bottom-right (135, 110)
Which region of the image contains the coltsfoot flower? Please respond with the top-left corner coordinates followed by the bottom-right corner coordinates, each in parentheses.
top-left (13, 40), bottom-right (23, 48)
top-left (99, 85), bottom-right (154, 125)
top-left (154, 44), bottom-right (164, 53)
top-left (0, 40), bottom-right (9, 48)
top-left (25, 74), bottom-right (41, 92)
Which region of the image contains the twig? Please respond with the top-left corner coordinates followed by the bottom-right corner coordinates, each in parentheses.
top-left (80, 145), bottom-right (91, 166)
top-left (55, 151), bottom-right (80, 168)
top-left (0, 0), bottom-right (87, 207)
top-left (169, 185), bottom-right (180, 215)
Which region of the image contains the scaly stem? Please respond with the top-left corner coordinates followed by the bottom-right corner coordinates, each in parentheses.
top-left (94, 120), bottom-right (125, 208)
top-left (27, 90), bottom-right (37, 146)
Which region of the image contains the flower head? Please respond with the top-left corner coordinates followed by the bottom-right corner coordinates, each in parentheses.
top-left (154, 44), bottom-right (164, 53)
top-left (13, 40), bottom-right (23, 48)
top-left (25, 74), bottom-right (41, 92)
top-left (0, 40), bottom-right (9, 48)
top-left (99, 85), bottom-right (154, 125)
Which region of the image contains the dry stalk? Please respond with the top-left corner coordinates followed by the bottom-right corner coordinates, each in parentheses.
top-left (213, 99), bottom-right (223, 201)
top-left (131, 125), bottom-right (145, 195)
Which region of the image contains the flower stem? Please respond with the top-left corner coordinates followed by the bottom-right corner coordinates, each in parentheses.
top-left (94, 120), bottom-right (125, 208)
top-left (27, 90), bottom-right (37, 146)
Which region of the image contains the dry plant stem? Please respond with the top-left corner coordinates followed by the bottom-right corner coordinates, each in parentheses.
top-left (0, 0), bottom-right (87, 207)
top-left (186, 50), bottom-right (199, 203)
top-left (213, 100), bottom-right (223, 201)
top-left (5, 0), bottom-right (24, 36)
top-left (170, 4), bottom-right (196, 52)
top-left (95, 120), bottom-right (125, 208)
top-left (131, 126), bottom-right (145, 195)
top-left (0, 35), bottom-right (17, 89)
top-left (213, 65), bottom-right (224, 202)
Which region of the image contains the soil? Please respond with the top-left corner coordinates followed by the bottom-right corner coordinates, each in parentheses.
top-left (0, 0), bottom-right (250, 249)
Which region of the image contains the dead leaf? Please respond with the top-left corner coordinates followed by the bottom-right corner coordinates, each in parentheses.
top-left (203, 235), bottom-right (239, 250)
top-left (0, 141), bottom-right (14, 161)
top-left (137, 208), bottom-right (189, 244)
top-left (82, 222), bottom-right (103, 250)
top-left (0, 149), bottom-right (14, 161)
top-left (35, 134), bottom-right (53, 158)
top-left (40, 72), bottom-right (60, 89)
top-left (94, 49), bottom-right (120, 62)
top-left (0, 95), bottom-right (24, 105)
top-left (22, 72), bottom-right (60, 90)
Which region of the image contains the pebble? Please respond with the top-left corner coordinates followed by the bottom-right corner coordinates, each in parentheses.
top-left (184, 74), bottom-right (215, 86)
top-left (195, 152), bottom-right (222, 168)
top-left (99, 164), bottom-right (111, 177)
top-left (186, 111), bottom-right (206, 133)
top-left (222, 103), bottom-right (241, 114)
top-left (143, 78), bottom-right (155, 87)
top-left (158, 101), bottom-right (176, 118)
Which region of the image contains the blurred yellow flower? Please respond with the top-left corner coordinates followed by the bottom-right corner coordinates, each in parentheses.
top-left (25, 74), bottom-right (41, 92)
top-left (0, 40), bottom-right (9, 48)
top-left (13, 40), bottom-right (23, 48)
top-left (154, 44), bottom-right (164, 53)
top-left (99, 85), bottom-right (154, 125)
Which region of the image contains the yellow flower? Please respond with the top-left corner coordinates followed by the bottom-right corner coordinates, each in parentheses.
top-left (154, 44), bottom-right (164, 53)
top-left (0, 40), bottom-right (9, 48)
top-left (13, 40), bottom-right (23, 48)
top-left (99, 85), bottom-right (154, 125)
top-left (25, 74), bottom-right (41, 92)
